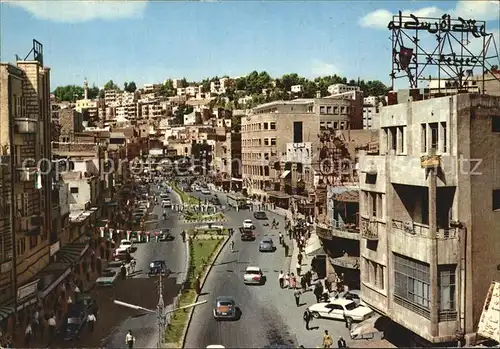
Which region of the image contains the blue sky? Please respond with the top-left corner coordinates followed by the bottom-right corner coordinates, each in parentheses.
top-left (1, 1), bottom-right (499, 90)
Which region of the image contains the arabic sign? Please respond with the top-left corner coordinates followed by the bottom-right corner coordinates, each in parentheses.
top-left (17, 279), bottom-right (39, 302)
top-left (388, 12), bottom-right (489, 37)
top-left (477, 281), bottom-right (500, 342)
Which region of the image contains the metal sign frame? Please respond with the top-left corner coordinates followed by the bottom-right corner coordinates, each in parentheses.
top-left (388, 11), bottom-right (500, 91)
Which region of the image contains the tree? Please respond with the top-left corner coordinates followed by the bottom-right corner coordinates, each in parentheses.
top-left (124, 81), bottom-right (137, 93)
top-left (104, 79), bottom-right (119, 90)
top-left (53, 85), bottom-right (84, 101)
top-left (172, 104), bottom-right (194, 125)
top-left (88, 84), bottom-right (100, 99)
top-left (159, 79), bottom-right (176, 97)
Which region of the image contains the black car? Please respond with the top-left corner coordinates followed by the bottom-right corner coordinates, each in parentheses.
top-left (149, 260), bottom-right (170, 276)
top-left (240, 228), bottom-right (255, 241)
top-left (60, 303), bottom-right (87, 341)
top-left (253, 211), bottom-right (268, 220)
top-left (159, 229), bottom-right (174, 241)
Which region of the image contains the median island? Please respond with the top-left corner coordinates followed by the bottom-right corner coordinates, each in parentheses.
top-left (164, 236), bottom-right (223, 346)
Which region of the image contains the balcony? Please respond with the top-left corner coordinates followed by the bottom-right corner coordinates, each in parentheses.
top-left (331, 220), bottom-right (360, 240)
top-left (14, 118), bottom-right (37, 134)
top-left (392, 219), bottom-right (457, 239)
top-left (15, 167), bottom-right (36, 182)
top-left (16, 215), bottom-right (43, 236)
top-left (360, 217), bottom-right (378, 240)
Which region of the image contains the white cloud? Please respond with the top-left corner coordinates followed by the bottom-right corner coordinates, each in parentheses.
top-left (359, 1), bottom-right (499, 29)
top-left (7, 0), bottom-right (148, 23)
top-left (311, 59), bottom-right (340, 77)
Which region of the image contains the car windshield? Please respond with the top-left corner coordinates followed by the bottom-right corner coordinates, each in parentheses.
top-left (262, 240), bottom-right (272, 244)
top-left (344, 301), bottom-right (358, 311)
top-left (121, 241), bottom-right (131, 246)
top-left (218, 301), bottom-right (233, 306)
top-left (246, 270), bottom-right (260, 275)
top-left (244, 220), bottom-right (252, 223)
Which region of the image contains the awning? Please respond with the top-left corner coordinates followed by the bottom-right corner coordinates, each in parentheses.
top-left (0, 302), bottom-right (15, 321)
top-left (55, 242), bottom-right (89, 265)
top-left (37, 266), bottom-right (71, 298)
top-left (334, 190), bottom-right (359, 203)
top-left (329, 256), bottom-right (360, 270)
top-left (305, 234), bottom-right (324, 256)
top-left (280, 170), bottom-right (291, 179)
top-left (267, 191), bottom-right (291, 199)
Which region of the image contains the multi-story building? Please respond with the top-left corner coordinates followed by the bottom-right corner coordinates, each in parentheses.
top-left (0, 54), bottom-right (55, 329)
top-left (57, 108), bottom-right (83, 143)
top-left (291, 85), bottom-right (303, 93)
top-left (363, 105), bottom-right (380, 130)
top-left (328, 83), bottom-right (361, 95)
top-left (185, 86), bottom-right (200, 97)
top-left (104, 89), bottom-right (117, 106)
top-left (358, 93), bottom-right (500, 346)
top-left (171, 79), bottom-right (183, 89)
top-left (143, 84), bottom-right (160, 94)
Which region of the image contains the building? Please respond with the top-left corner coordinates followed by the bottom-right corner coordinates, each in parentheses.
top-left (363, 105), bottom-right (380, 130)
top-left (57, 108), bottom-right (83, 143)
top-left (104, 89), bottom-right (117, 106)
top-left (185, 86), bottom-right (200, 97)
top-left (357, 93), bottom-right (500, 346)
top-left (328, 84), bottom-right (361, 95)
top-left (0, 55), bottom-right (55, 330)
top-left (242, 98), bottom-right (360, 209)
top-left (171, 79), bottom-right (183, 89)
top-left (291, 85), bottom-right (303, 93)
top-left (143, 84), bottom-right (160, 94)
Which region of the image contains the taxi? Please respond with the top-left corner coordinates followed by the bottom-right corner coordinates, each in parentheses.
top-left (213, 296), bottom-right (237, 320)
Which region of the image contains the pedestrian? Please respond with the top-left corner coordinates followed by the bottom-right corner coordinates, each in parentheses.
top-left (290, 273), bottom-right (297, 289)
top-left (87, 312), bottom-right (96, 332)
top-left (121, 263), bottom-right (127, 280)
top-left (32, 309), bottom-right (39, 339)
top-left (24, 323), bottom-right (33, 347)
top-left (337, 336), bottom-right (347, 348)
top-left (284, 243), bottom-right (289, 257)
top-left (294, 289), bottom-right (301, 307)
top-left (314, 284), bottom-right (323, 303)
top-left (125, 330), bottom-right (135, 349)
top-left (278, 232), bottom-right (283, 245)
top-left (301, 276), bottom-right (307, 292)
top-left (296, 261), bottom-right (302, 276)
top-left (284, 273), bottom-right (290, 288)
top-left (303, 309), bottom-right (311, 330)
top-left (323, 330), bottom-right (333, 349)
top-left (195, 276), bottom-right (201, 295)
top-left (297, 252), bottom-right (303, 265)
top-left (278, 271), bottom-right (284, 288)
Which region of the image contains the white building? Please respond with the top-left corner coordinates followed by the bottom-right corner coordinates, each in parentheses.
top-left (328, 83), bottom-right (360, 95)
top-left (184, 111), bottom-right (197, 125)
top-left (186, 86), bottom-right (200, 97)
top-left (363, 105), bottom-right (380, 130)
top-left (177, 87), bottom-right (186, 96)
top-left (172, 79), bottom-right (183, 89)
top-left (364, 96), bottom-right (378, 106)
top-left (291, 85), bottom-right (304, 93)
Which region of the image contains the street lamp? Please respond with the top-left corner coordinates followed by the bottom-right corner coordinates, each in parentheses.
top-left (113, 274), bottom-right (207, 348)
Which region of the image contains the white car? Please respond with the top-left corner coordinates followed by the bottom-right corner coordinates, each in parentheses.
top-left (116, 239), bottom-right (133, 253)
top-left (242, 219), bottom-right (254, 229)
top-left (206, 346), bottom-right (225, 349)
top-left (201, 189), bottom-right (210, 195)
top-left (96, 268), bottom-right (119, 287)
top-left (243, 266), bottom-right (265, 285)
top-left (307, 298), bottom-right (374, 323)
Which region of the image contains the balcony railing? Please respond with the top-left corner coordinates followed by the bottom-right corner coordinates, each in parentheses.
top-left (392, 219), bottom-right (457, 239)
top-left (331, 220), bottom-right (360, 240)
top-left (360, 217), bottom-right (378, 240)
top-left (14, 118), bottom-right (37, 134)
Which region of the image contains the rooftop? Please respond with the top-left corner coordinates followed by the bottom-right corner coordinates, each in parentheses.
top-left (252, 99), bottom-right (313, 111)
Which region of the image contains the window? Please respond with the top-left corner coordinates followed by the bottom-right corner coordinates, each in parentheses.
top-left (270, 138), bottom-right (276, 146)
top-left (439, 265), bottom-right (456, 312)
top-left (333, 122), bottom-right (338, 129)
top-left (319, 106), bottom-right (325, 114)
top-left (398, 126), bottom-right (405, 154)
top-left (390, 127), bottom-right (397, 151)
top-left (421, 124), bottom-right (427, 152)
top-left (430, 123), bottom-right (438, 151)
top-left (270, 122), bottom-right (276, 130)
top-left (394, 254), bottom-right (431, 318)
top-left (263, 138), bottom-right (269, 146)
top-left (441, 122), bottom-right (447, 152)
top-left (326, 106), bottom-right (332, 114)
top-left (70, 187), bottom-right (79, 194)
top-left (12, 94), bottom-right (17, 118)
top-left (370, 192), bottom-right (377, 217)
top-left (493, 190), bottom-right (500, 211)
top-left (293, 122), bottom-right (303, 143)
top-left (263, 122), bottom-right (269, 130)
top-left (493, 117), bottom-right (500, 132)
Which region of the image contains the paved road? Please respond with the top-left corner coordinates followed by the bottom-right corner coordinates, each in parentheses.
top-left (184, 190), bottom-right (352, 348)
top-left (102, 185), bottom-right (188, 348)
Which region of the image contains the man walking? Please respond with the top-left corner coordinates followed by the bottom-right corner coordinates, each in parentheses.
top-left (323, 330), bottom-right (333, 349)
top-left (337, 336), bottom-right (347, 348)
top-left (294, 289), bottom-right (301, 307)
top-left (278, 271), bottom-right (284, 288)
top-left (125, 329), bottom-right (135, 349)
top-left (48, 314), bottom-right (56, 340)
top-left (296, 261), bottom-right (302, 276)
top-left (303, 309), bottom-right (311, 330)
top-left (87, 312), bottom-right (96, 333)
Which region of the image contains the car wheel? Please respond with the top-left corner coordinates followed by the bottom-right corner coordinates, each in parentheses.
top-left (311, 311), bottom-right (320, 319)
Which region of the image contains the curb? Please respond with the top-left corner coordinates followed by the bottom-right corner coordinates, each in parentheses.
top-left (180, 235), bottom-right (230, 348)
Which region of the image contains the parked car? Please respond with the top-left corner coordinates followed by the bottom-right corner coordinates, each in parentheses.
top-left (149, 260), bottom-right (170, 276)
top-left (240, 228), bottom-right (255, 241)
top-left (113, 249), bottom-right (128, 262)
top-left (116, 239), bottom-right (133, 253)
top-left (242, 219), bottom-right (254, 229)
top-left (213, 296), bottom-right (238, 320)
top-left (96, 268), bottom-right (119, 287)
top-left (61, 303), bottom-right (87, 341)
top-left (159, 229), bottom-right (174, 241)
top-left (243, 266), bottom-right (265, 285)
top-left (201, 189), bottom-right (211, 195)
top-left (307, 298), bottom-right (374, 323)
top-left (253, 211), bottom-right (268, 220)
top-left (259, 238), bottom-right (276, 252)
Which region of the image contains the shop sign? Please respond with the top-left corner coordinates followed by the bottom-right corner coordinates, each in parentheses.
top-left (17, 279), bottom-right (39, 302)
top-left (1, 260), bottom-right (13, 274)
top-left (50, 241), bottom-right (60, 256)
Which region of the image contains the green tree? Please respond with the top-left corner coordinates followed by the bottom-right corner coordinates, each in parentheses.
top-left (104, 79), bottom-right (119, 90)
top-left (88, 84), bottom-right (100, 99)
top-left (53, 85), bottom-right (84, 101)
top-left (172, 104), bottom-right (194, 125)
top-left (124, 81), bottom-right (137, 93)
top-left (159, 79), bottom-right (176, 97)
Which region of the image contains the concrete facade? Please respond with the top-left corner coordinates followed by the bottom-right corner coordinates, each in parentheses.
top-left (358, 93), bottom-right (500, 345)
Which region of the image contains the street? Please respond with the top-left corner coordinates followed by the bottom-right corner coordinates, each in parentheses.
top-left (184, 190), bottom-right (352, 348)
top-left (101, 184), bottom-right (188, 348)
